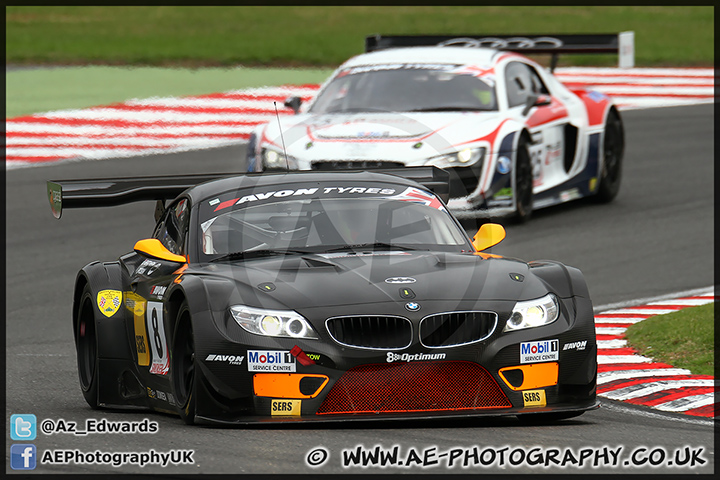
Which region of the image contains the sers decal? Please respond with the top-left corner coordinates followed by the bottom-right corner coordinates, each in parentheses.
top-left (522, 389), bottom-right (547, 407)
top-left (271, 399), bottom-right (301, 416)
top-left (96, 290), bottom-right (122, 318)
top-left (124, 292), bottom-right (149, 366)
top-left (145, 301), bottom-right (169, 375)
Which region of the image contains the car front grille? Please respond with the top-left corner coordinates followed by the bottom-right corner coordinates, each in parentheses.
top-left (325, 316), bottom-right (412, 349)
top-left (311, 160), bottom-right (405, 170)
top-left (316, 361), bottom-right (512, 414)
top-left (419, 311), bottom-right (498, 347)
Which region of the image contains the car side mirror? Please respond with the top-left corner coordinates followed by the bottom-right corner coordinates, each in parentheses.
top-left (134, 239), bottom-right (186, 263)
top-left (284, 96), bottom-right (302, 114)
top-left (521, 94), bottom-right (552, 116)
top-left (472, 223), bottom-right (506, 251)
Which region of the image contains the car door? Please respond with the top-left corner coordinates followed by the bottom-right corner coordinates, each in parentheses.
top-left (504, 61), bottom-right (574, 193)
top-left (129, 198), bottom-right (190, 383)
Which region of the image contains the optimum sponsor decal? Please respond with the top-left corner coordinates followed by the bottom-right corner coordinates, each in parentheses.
top-left (520, 340), bottom-right (559, 364)
top-left (247, 350), bottom-right (296, 372)
top-left (386, 352), bottom-right (446, 363)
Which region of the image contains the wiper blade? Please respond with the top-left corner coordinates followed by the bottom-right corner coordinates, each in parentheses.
top-left (322, 243), bottom-right (426, 253)
top-left (209, 249), bottom-right (311, 263)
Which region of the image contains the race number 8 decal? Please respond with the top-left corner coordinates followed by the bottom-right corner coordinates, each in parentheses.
top-left (146, 301), bottom-right (169, 375)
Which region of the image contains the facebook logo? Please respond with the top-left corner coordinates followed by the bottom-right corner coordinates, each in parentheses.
top-left (11, 444), bottom-right (37, 470)
top-left (11, 414), bottom-right (37, 440)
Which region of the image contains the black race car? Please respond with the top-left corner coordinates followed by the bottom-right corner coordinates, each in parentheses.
top-left (48, 167), bottom-right (597, 425)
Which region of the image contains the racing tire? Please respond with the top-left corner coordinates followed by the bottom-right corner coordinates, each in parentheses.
top-left (511, 135), bottom-right (533, 223)
top-left (594, 109), bottom-right (624, 203)
top-left (171, 300), bottom-right (197, 425)
top-left (76, 283), bottom-right (100, 409)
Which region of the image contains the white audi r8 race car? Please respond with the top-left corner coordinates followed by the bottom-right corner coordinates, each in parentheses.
top-left (247, 34), bottom-right (626, 222)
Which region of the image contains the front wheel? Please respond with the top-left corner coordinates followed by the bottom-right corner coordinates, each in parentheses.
top-left (511, 136), bottom-right (533, 223)
top-left (594, 109), bottom-right (624, 203)
top-left (171, 300), bottom-right (197, 424)
top-left (76, 284), bottom-right (100, 409)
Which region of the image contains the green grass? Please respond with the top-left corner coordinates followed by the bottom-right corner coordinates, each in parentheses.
top-left (5, 66), bottom-right (333, 118)
top-left (624, 303), bottom-right (715, 376)
top-left (6, 6), bottom-right (714, 118)
top-left (6, 6), bottom-right (714, 67)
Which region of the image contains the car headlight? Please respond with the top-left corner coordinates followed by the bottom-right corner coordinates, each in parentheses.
top-left (503, 293), bottom-right (559, 332)
top-left (230, 305), bottom-right (318, 339)
top-left (262, 148), bottom-right (298, 170)
top-left (425, 147), bottom-right (485, 168)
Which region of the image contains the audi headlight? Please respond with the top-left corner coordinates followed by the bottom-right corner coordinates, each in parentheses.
top-left (504, 294), bottom-right (559, 332)
top-left (230, 305), bottom-right (317, 339)
top-left (425, 147), bottom-right (485, 168)
top-left (262, 148), bottom-right (298, 170)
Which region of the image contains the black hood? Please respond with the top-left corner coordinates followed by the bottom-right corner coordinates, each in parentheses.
top-left (193, 252), bottom-right (551, 312)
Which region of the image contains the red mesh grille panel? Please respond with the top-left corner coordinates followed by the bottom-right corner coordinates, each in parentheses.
top-left (317, 361), bottom-right (511, 415)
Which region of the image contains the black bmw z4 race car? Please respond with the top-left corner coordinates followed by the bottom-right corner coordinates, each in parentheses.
top-left (48, 167), bottom-right (597, 425)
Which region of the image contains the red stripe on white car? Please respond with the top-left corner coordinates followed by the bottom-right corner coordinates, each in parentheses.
top-left (5, 69), bottom-right (713, 169)
top-left (595, 291), bottom-right (716, 418)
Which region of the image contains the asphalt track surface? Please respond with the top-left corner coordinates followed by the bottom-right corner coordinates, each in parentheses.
top-left (5, 104), bottom-right (714, 474)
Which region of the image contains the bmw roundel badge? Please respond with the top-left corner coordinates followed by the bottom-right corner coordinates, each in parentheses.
top-left (405, 302), bottom-right (421, 312)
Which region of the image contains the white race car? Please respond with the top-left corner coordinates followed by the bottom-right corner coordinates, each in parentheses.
top-left (247, 34), bottom-right (626, 222)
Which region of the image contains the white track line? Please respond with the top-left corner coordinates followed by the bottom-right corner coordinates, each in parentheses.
top-left (5, 68), bottom-right (715, 169)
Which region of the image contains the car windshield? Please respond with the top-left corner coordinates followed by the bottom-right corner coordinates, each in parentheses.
top-left (309, 64), bottom-right (498, 114)
top-left (198, 185), bottom-right (470, 261)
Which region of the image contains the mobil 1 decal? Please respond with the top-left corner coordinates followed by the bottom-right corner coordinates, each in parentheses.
top-left (247, 350), bottom-right (296, 372)
top-left (520, 339), bottom-right (558, 364)
top-left (145, 301), bottom-right (169, 375)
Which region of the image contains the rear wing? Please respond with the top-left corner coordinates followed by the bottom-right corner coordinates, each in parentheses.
top-left (365, 32), bottom-right (635, 70)
top-left (380, 166), bottom-right (450, 203)
top-left (47, 167), bottom-right (450, 219)
top-left (47, 173), bottom-right (229, 219)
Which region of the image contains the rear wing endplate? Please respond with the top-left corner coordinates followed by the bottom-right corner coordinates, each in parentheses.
top-left (365, 32), bottom-right (635, 70)
top-left (47, 173), bottom-right (229, 219)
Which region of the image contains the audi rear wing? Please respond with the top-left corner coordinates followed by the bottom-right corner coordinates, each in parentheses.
top-left (47, 173), bottom-right (231, 219)
top-left (379, 166), bottom-right (450, 203)
top-left (47, 167), bottom-right (450, 219)
top-left (365, 32), bottom-right (635, 70)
